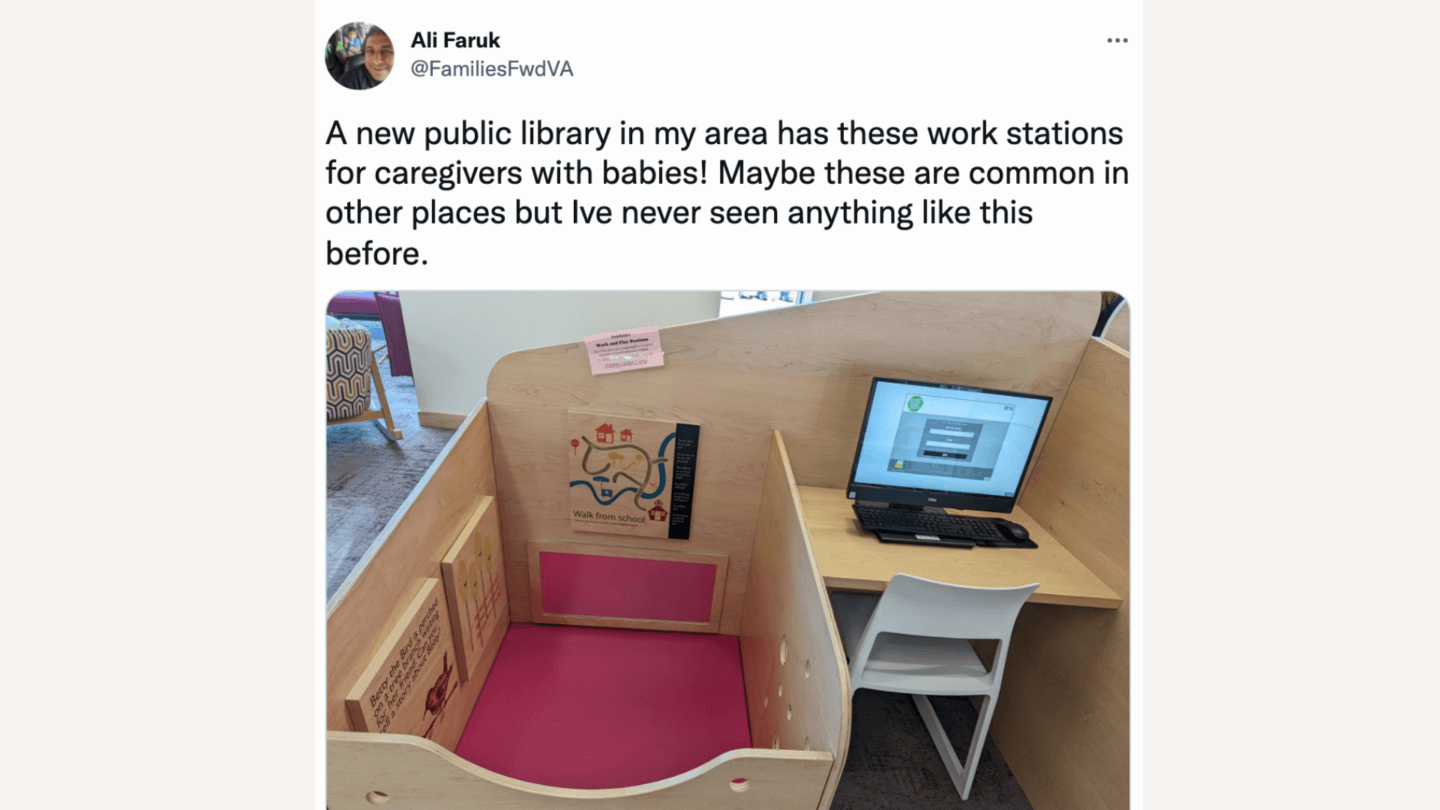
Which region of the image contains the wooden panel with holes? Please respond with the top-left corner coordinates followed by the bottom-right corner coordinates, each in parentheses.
top-left (739, 432), bottom-right (852, 810)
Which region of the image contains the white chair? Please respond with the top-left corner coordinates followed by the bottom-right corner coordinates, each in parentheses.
top-left (830, 575), bottom-right (1038, 800)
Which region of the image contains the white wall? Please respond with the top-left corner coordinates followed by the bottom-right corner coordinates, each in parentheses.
top-left (400, 291), bottom-right (722, 418)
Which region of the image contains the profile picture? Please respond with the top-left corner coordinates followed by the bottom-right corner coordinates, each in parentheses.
top-left (324, 22), bottom-right (393, 90)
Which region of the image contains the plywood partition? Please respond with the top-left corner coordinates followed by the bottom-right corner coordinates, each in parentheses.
top-left (998, 338), bottom-right (1131, 810)
top-left (740, 432), bottom-right (851, 810)
top-left (486, 292), bottom-right (1100, 631)
top-left (1022, 338), bottom-right (1129, 585)
top-left (326, 400), bottom-right (499, 734)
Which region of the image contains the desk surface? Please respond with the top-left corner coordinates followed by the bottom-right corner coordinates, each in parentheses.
top-left (799, 486), bottom-right (1122, 609)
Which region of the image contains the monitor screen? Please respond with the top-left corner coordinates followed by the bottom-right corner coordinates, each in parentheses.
top-left (845, 378), bottom-right (1052, 512)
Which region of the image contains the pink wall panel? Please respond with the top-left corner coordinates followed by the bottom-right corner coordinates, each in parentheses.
top-left (539, 552), bottom-right (717, 623)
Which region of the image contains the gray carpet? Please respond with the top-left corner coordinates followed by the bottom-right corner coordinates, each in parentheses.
top-left (835, 690), bottom-right (1033, 809)
top-left (324, 319), bottom-right (1033, 806)
top-left (326, 317), bottom-right (456, 600)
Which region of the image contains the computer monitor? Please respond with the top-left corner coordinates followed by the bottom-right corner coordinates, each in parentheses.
top-left (845, 378), bottom-right (1052, 513)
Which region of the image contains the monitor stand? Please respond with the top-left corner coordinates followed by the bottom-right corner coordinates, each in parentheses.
top-left (855, 499), bottom-right (949, 514)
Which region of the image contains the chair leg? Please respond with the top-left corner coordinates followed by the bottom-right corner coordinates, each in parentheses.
top-left (963, 694), bottom-right (996, 800)
top-left (368, 354), bottom-right (404, 441)
top-left (913, 694), bottom-right (969, 799)
top-left (913, 694), bottom-right (993, 801)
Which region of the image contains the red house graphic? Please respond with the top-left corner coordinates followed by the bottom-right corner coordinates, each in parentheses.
top-left (648, 500), bottom-right (668, 521)
top-left (620, 428), bottom-right (633, 442)
top-left (596, 424), bottom-right (615, 443)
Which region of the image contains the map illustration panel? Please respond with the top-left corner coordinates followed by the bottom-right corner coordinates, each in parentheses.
top-left (568, 411), bottom-right (699, 539)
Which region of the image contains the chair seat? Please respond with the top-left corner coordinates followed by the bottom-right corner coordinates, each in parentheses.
top-left (859, 633), bottom-right (994, 695)
top-left (829, 575), bottom-right (1038, 800)
top-left (832, 590), bottom-right (996, 696)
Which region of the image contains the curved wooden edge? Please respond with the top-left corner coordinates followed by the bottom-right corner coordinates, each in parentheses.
top-left (740, 432), bottom-right (852, 810)
top-left (327, 731), bottom-right (833, 809)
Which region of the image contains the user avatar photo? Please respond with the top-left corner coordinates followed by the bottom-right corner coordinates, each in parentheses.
top-left (325, 22), bottom-right (393, 90)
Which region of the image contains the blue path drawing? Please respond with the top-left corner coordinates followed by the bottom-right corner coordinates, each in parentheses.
top-left (568, 482), bottom-right (639, 505)
top-left (570, 432), bottom-right (675, 505)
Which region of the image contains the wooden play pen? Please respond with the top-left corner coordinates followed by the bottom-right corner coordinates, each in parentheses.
top-left (326, 291), bottom-right (1130, 810)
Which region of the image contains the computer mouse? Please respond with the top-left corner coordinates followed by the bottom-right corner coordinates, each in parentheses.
top-left (993, 519), bottom-right (1030, 541)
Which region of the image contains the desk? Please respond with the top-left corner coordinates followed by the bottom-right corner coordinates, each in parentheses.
top-left (798, 486), bottom-right (1122, 609)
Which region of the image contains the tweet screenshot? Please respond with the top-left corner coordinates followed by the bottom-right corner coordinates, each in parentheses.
top-left (319, 4), bottom-right (1140, 810)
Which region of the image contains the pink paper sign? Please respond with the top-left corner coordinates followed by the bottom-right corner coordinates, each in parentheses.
top-left (583, 327), bottom-right (664, 375)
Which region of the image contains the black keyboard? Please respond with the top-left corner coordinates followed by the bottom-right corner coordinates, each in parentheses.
top-left (852, 504), bottom-right (1004, 542)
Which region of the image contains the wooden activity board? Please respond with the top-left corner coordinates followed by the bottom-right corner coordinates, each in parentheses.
top-left (567, 411), bottom-right (700, 540)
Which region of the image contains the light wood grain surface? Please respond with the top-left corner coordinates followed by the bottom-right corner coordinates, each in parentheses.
top-left (739, 433), bottom-right (852, 810)
top-left (344, 579), bottom-right (469, 752)
top-left (991, 338), bottom-right (1130, 810)
top-left (1021, 339), bottom-right (1129, 588)
top-left (327, 732), bottom-right (834, 810)
top-left (419, 411), bottom-right (469, 429)
top-left (486, 292), bottom-right (1101, 632)
top-left (326, 400), bottom-right (497, 733)
top-left (440, 496), bottom-right (509, 685)
top-left (799, 486), bottom-right (1121, 609)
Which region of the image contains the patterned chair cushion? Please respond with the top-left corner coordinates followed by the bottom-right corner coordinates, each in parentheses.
top-left (326, 326), bottom-right (373, 421)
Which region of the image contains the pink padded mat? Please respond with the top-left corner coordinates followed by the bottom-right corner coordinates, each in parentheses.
top-left (454, 623), bottom-right (752, 789)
